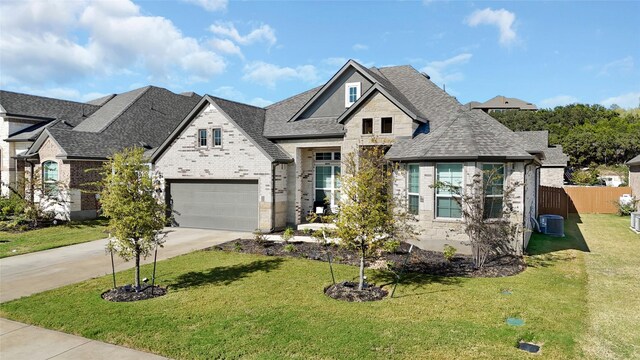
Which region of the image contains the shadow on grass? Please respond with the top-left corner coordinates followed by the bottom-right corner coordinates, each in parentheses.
top-left (370, 270), bottom-right (464, 298)
top-left (526, 214), bottom-right (589, 267)
top-left (170, 258), bottom-right (285, 289)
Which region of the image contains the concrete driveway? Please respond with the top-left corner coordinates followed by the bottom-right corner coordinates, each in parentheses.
top-left (0, 228), bottom-right (247, 303)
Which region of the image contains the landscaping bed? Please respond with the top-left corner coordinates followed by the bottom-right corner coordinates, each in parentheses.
top-left (102, 285), bottom-right (167, 302)
top-left (212, 239), bottom-right (525, 278)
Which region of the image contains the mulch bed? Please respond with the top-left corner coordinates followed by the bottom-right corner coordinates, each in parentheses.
top-left (102, 285), bottom-right (167, 302)
top-left (211, 239), bottom-right (525, 278)
top-left (324, 281), bottom-right (388, 302)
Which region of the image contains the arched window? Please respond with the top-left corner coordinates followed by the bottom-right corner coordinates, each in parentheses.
top-left (42, 161), bottom-right (59, 193)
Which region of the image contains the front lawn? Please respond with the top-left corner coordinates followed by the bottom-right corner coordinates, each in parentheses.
top-left (0, 218), bottom-right (108, 258)
top-left (0, 220), bottom-right (591, 359)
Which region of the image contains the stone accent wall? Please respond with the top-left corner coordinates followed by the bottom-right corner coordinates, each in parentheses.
top-left (154, 103), bottom-right (276, 231)
top-left (523, 162), bottom-right (538, 249)
top-left (540, 167), bottom-right (564, 187)
top-left (342, 92), bottom-right (417, 155)
top-left (393, 161), bottom-right (528, 255)
top-left (33, 138), bottom-right (71, 219)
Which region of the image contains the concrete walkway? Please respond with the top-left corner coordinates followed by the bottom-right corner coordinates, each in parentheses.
top-left (0, 227), bottom-right (248, 303)
top-left (0, 318), bottom-right (168, 359)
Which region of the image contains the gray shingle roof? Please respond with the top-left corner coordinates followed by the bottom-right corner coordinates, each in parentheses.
top-left (386, 109), bottom-right (533, 160)
top-left (85, 94), bottom-right (116, 106)
top-left (210, 96), bottom-right (291, 162)
top-left (516, 131), bottom-right (549, 152)
top-left (0, 90), bottom-right (100, 126)
top-left (626, 154), bottom-right (640, 166)
top-left (542, 146), bottom-right (569, 167)
top-left (5, 121), bottom-right (51, 142)
top-left (28, 86), bottom-right (201, 159)
top-left (264, 86), bottom-right (345, 138)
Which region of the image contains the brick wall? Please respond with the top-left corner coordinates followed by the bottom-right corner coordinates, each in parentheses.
top-left (540, 167), bottom-right (564, 187)
top-left (154, 102), bottom-right (276, 231)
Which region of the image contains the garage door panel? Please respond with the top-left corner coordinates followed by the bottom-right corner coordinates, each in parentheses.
top-left (169, 180), bottom-right (258, 231)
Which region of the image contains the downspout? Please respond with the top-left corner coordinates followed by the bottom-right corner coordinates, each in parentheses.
top-left (270, 162), bottom-right (277, 232)
top-left (522, 159), bottom-right (536, 254)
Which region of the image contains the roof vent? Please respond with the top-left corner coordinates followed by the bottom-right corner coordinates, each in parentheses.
top-left (61, 120), bottom-right (70, 126)
top-left (420, 72), bottom-right (431, 80)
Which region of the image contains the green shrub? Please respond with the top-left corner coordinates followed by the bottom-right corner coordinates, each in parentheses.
top-left (443, 244), bottom-right (457, 262)
top-left (383, 239), bottom-right (401, 254)
top-left (571, 168), bottom-right (600, 185)
top-left (301, 227), bottom-right (312, 235)
top-left (234, 242), bottom-right (243, 252)
top-left (253, 229), bottom-right (267, 246)
top-left (283, 244), bottom-right (297, 253)
top-left (615, 198), bottom-right (639, 216)
top-left (282, 227), bottom-right (295, 244)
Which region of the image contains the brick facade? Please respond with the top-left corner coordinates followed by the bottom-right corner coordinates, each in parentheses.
top-left (540, 167), bottom-right (564, 187)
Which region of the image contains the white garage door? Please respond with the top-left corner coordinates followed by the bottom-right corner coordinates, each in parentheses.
top-left (168, 180), bottom-right (259, 231)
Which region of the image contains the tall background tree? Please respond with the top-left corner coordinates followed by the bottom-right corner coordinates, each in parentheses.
top-left (334, 144), bottom-right (417, 290)
top-left (490, 104), bottom-right (640, 168)
top-left (97, 147), bottom-right (166, 291)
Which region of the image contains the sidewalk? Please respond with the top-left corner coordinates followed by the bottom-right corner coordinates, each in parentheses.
top-left (0, 318), bottom-right (168, 359)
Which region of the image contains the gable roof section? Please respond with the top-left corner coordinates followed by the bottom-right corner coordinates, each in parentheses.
top-left (5, 121), bottom-right (53, 142)
top-left (151, 95), bottom-right (291, 163)
top-left (515, 130), bottom-right (548, 153)
top-left (0, 90), bottom-right (100, 125)
top-left (287, 60), bottom-right (378, 123)
top-left (336, 83), bottom-right (427, 124)
top-left (386, 109), bottom-right (533, 161)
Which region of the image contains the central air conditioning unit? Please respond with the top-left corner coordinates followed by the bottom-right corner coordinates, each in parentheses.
top-left (539, 214), bottom-right (564, 237)
top-left (631, 212), bottom-right (640, 233)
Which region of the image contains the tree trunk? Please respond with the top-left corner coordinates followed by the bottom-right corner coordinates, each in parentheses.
top-left (134, 240), bottom-right (141, 292)
top-left (358, 247), bottom-right (365, 291)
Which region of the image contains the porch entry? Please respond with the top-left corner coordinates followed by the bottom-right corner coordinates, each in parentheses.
top-left (314, 151), bottom-right (341, 211)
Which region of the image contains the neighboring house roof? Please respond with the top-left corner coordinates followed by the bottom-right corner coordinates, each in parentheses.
top-left (0, 90), bottom-right (100, 124)
top-left (386, 109), bottom-right (534, 161)
top-left (627, 155), bottom-right (640, 166)
top-left (152, 96), bottom-right (291, 163)
top-left (25, 86), bottom-right (201, 159)
top-left (469, 96), bottom-right (537, 111)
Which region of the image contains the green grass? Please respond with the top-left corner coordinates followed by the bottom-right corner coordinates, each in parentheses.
top-left (0, 219), bottom-right (108, 258)
top-left (0, 221), bottom-right (592, 360)
top-left (574, 214), bottom-right (640, 359)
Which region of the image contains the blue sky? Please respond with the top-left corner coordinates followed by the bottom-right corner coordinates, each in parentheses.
top-left (1, 0), bottom-right (639, 109)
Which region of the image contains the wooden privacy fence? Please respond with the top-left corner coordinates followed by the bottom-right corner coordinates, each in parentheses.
top-left (538, 186), bottom-right (568, 218)
top-left (564, 186), bottom-right (632, 214)
top-left (538, 186), bottom-right (632, 216)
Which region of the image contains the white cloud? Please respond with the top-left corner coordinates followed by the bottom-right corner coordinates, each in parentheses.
top-left (353, 43), bottom-right (368, 51)
top-left (465, 8), bottom-right (517, 46)
top-left (212, 86), bottom-right (273, 107)
top-left (181, 0), bottom-right (227, 11)
top-left (209, 38), bottom-right (243, 58)
top-left (249, 97), bottom-right (273, 107)
top-left (600, 92), bottom-right (640, 109)
top-left (0, 0), bottom-right (226, 86)
top-left (539, 95), bottom-right (579, 108)
top-left (209, 22), bottom-right (276, 46)
top-left (243, 61), bottom-right (319, 88)
top-left (420, 53), bottom-right (472, 85)
top-left (598, 56), bottom-right (634, 76)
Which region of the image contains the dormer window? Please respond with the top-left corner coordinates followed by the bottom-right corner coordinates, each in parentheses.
top-left (345, 82), bottom-right (361, 107)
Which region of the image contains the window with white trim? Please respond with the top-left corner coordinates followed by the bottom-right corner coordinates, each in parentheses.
top-left (345, 82), bottom-right (361, 107)
top-left (42, 161), bottom-right (58, 194)
top-left (482, 163), bottom-right (505, 218)
top-left (408, 164), bottom-right (419, 215)
top-left (212, 128), bottom-right (222, 147)
top-left (315, 165), bottom-right (341, 208)
top-left (436, 163), bottom-right (463, 218)
top-left (198, 129), bottom-right (207, 147)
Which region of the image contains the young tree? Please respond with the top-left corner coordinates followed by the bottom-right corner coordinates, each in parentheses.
top-left (436, 166), bottom-right (520, 268)
top-left (334, 144), bottom-right (417, 290)
top-left (97, 147), bottom-right (166, 291)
